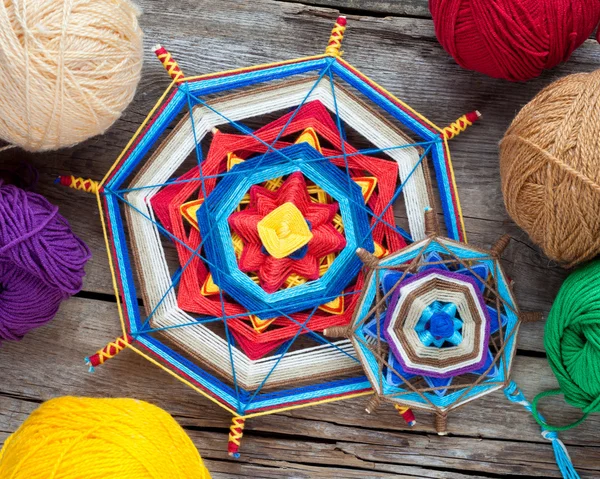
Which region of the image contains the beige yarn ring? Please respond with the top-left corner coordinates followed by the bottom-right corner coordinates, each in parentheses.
top-left (499, 69), bottom-right (600, 267)
top-left (0, 0), bottom-right (143, 152)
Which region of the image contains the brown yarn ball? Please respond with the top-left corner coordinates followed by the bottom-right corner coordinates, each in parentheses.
top-left (500, 69), bottom-right (600, 268)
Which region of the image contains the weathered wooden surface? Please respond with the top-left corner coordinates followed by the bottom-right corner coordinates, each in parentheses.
top-left (279, 0), bottom-right (431, 17)
top-left (1, 0), bottom-right (599, 477)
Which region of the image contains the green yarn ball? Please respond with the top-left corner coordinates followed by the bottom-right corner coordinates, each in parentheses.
top-left (535, 261), bottom-right (600, 430)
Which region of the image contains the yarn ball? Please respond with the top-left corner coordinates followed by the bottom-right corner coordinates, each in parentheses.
top-left (429, 0), bottom-right (600, 82)
top-left (532, 260), bottom-right (600, 431)
top-left (0, 0), bottom-right (143, 152)
top-left (499, 69), bottom-right (600, 267)
top-left (0, 397), bottom-right (212, 479)
top-left (0, 182), bottom-right (90, 342)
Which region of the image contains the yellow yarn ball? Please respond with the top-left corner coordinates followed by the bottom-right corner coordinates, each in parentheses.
top-left (0, 397), bottom-right (211, 479)
top-left (0, 0), bottom-right (143, 152)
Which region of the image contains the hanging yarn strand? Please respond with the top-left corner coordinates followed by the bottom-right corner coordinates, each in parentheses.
top-left (504, 382), bottom-right (581, 479)
top-left (501, 260), bottom-right (600, 478)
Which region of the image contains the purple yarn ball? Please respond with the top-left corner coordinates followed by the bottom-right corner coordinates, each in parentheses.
top-left (0, 182), bottom-right (91, 342)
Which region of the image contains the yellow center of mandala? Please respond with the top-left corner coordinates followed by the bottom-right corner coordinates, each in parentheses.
top-left (257, 202), bottom-right (313, 259)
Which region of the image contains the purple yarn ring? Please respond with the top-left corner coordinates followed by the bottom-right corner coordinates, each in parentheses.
top-left (384, 268), bottom-right (492, 379)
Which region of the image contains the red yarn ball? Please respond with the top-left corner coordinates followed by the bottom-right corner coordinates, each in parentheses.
top-left (429, 0), bottom-right (600, 82)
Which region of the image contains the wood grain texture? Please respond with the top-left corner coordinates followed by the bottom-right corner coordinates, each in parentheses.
top-left (1, 0), bottom-right (599, 477)
top-left (1, 297), bottom-right (599, 478)
top-left (277, 0), bottom-right (431, 17)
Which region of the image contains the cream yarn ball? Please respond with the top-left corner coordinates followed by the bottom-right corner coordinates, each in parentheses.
top-left (0, 0), bottom-right (143, 152)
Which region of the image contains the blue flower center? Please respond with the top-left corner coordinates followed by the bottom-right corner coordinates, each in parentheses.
top-left (428, 312), bottom-right (456, 340)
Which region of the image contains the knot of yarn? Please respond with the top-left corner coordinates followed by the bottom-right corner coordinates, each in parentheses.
top-left (429, 312), bottom-right (456, 340)
top-left (504, 381), bottom-right (581, 478)
top-left (429, 0), bottom-right (600, 81)
top-left (541, 430), bottom-right (558, 441)
top-left (532, 260), bottom-right (600, 431)
top-left (500, 69), bottom-right (600, 267)
top-left (0, 182), bottom-right (90, 342)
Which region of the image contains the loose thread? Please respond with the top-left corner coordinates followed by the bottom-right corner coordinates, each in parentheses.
top-left (531, 390), bottom-right (590, 432)
top-left (504, 381), bottom-right (580, 479)
top-left (531, 261), bottom-right (600, 432)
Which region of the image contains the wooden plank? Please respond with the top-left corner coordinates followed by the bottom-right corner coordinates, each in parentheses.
top-left (276, 0), bottom-right (431, 17)
top-left (1, 297), bottom-right (598, 478)
top-left (3, 390), bottom-right (597, 479)
top-left (192, 430), bottom-right (580, 479)
top-left (205, 461), bottom-right (481, 479)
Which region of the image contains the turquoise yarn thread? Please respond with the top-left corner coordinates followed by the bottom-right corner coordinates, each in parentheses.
top-left (502, 260), bottom-right (600, 479)
top-left (532, 260), bottom-right (600, 431)
top-left (504, 382), bottom-right (580, 479)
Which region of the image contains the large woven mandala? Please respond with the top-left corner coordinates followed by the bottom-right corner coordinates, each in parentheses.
top-left (337, 210), bottom-right (526, 435)
top-left (75, 17), bottom-right (483, 456)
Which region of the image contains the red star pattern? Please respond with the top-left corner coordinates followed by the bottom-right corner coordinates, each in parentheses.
top-left (229, 172), bottom-right (346, 293)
